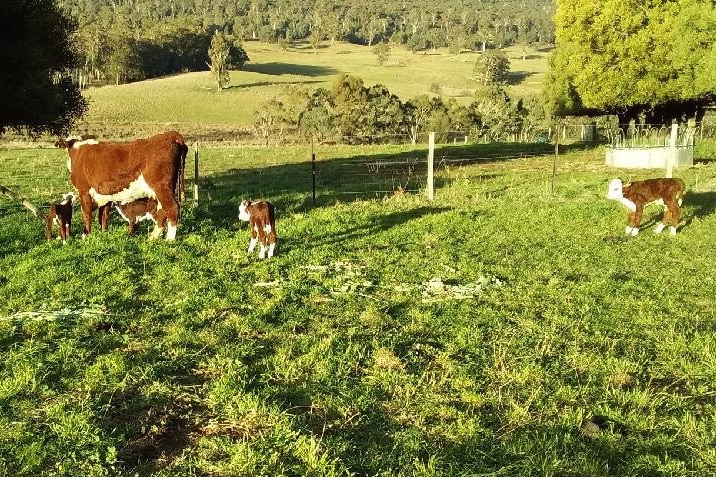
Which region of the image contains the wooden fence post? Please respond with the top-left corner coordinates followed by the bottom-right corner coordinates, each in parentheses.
top-left (193, 143), bottom-right (199, 203)
top-left (427, 132), bottom-right (435, 201)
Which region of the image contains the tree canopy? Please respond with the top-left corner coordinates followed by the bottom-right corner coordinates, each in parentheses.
top-left (0, 0), bottom-right (86, 136)
top-left (545, 0), bottom-right (716, 124)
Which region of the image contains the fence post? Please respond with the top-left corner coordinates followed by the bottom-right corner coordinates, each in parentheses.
top-left (667, 123), bottom-right (678, 178)
top-left (427, 132), bottom-right (435, 201)
top-left (311, 137), bottom-right (316, 205)
top-left (193, 142), bottom-right (199, 203)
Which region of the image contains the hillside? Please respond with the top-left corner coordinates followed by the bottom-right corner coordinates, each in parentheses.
top-left (76, 42), bottom-right (551, 142)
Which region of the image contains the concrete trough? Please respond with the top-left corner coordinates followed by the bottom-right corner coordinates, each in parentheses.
top-left (605, 146), bottom-right (693, 169)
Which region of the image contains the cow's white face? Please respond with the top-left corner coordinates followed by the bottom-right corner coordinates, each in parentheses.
top-left (238, 201), bottom-right (251, 222)
top-left (607, 178), bottom-right (637, 213)
top-left (606, 178), bottom-right (623, 200)
top-left (60, 192), bottom-right (75, 205)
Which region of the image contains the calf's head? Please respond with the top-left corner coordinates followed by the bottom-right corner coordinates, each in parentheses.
top-left (606, 178), bottom-right (636, 213)
top-left (238, 200), bottom-right (252, 221)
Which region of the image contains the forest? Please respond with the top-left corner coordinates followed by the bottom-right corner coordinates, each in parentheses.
top-left (57, 0), bottom-right (556, 86)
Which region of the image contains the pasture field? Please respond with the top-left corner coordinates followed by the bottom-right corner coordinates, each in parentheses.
top-left (1, 139), bottom-right (716, 476)
top-left (74, 42), bottom-right (550, 141)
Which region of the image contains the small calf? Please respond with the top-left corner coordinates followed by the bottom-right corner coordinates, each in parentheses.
top-left (107, 198), bottom-right (161, 235)
top-left (239, 200), bottom-right (276, 258)
top-left (46, 193), bottom-right (74, 244)
top-left (606, 177), bottom-right (685, 235)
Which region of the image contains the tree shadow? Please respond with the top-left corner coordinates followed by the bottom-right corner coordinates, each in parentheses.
top-left (228, 79), bottom-right (324, 89)
top-left (243, 63), bottom-right (338, 77)
top-left (683, 191), bottom-right (716, 227)
top-left (506, 71), bottom-right (535, 85)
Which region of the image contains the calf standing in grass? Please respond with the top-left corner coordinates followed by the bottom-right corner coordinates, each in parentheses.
top-left (46, 193), bottom-right (74, 244)
top-left (103, 198), bottom-right (161, 235)
top-left (239, 200), bottom-right (276, 258)
top-left (606, 178), bottom-right (685, 235)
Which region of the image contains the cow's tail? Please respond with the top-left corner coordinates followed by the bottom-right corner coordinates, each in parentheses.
top-left (175, 140), bottom-right (188, 204)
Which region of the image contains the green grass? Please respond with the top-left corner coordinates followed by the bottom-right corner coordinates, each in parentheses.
top-left (2, 138), bottom-right (716, 476)
top-left (75, 42), bottom-right (551, 141)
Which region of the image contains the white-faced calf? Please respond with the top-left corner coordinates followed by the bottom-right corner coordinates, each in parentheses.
top-left (46, 193), bottom-right (74, 244)
top-left (606, 177), bottom-right (685, 235)
top-left (239, 200), bottom-right (276, 258)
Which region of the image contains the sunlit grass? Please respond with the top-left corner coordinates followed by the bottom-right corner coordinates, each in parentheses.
top-left (1, 139), bottom-right (716, 475)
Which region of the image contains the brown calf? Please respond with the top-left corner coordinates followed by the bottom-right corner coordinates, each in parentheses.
top-left (112, 198), bottom-right (160, 235)
top-left (607, 178), bottom-right (685, 235)
top-left (45, 193), bottom-right (74, 244)
top-left (239, 200), bottom-right (276, 258)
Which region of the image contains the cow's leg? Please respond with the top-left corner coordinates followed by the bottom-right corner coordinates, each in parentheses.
top-left (627, 206), bottom-right (643, 236)
top-left (79, 194), bottom-right (94, 237)
top-left (98, 204), bottom-right (111, 232)
top-left (258, 226), bottom-right (267, 259)
top-left (666, 201), bottom-right (680, 235)
top-left (267, 226), bottom-right (276, 258)
top-left (655, 204), bottom-right (670, 234)
top-left (155, 191), bottom-right (179, 241)
top-left (150, 208), bottom-right (167, 239)
top-left (248, 223), bottom-right (258, 254)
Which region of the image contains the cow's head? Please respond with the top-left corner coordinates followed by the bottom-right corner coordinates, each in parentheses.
top-left (606, 178), bottom-right (624, 200)
top-left (607, 178), bottom-right (637, 212)
top-left (238, 200), bottom-right (252, 222)
top-left (60, 192), bottom-right (75, 206)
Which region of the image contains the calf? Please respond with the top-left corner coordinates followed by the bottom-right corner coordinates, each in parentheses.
top-left (45, 193), bottom-right (74, 244)
top-left (606, 178), bottom-right (685, 235)
top-left (99, 198), bottom-right (160, 235)
top-left (238, 200), bottom-right (276, 259)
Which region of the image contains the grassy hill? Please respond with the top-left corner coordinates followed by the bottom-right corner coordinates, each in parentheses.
top-left (77, 42), bottom-right (551, 141)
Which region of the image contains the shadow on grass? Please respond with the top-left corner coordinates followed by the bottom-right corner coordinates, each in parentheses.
top-left (182, 141), bottom-right (555, 232)
top-left (507, 70), bottom-right (535, 85)
top-left (684, 191), bottom-right (716, 227)
top-left (243, 62), bottom-right (338, 77)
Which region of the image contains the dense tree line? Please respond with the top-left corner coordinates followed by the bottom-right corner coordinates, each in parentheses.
top-left (57, 0), bottom-right (554, 85)
top-left (252, 74), bottom-right (547, 145)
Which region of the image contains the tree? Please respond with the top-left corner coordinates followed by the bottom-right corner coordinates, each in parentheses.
top-left (0, 0), bottom-right (86, 136)
top-left (546, 0), bottom-right (716, 124)
top-left (473, 49), bottom-right (510, 85)
top-left (373, 42), bottom-right (391, 66)
top-left (207, 31), bottom-right (230, 91)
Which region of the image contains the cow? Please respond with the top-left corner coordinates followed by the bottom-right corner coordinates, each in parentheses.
top-left (58, 131), bottom-right (187, 240)
top-left (101, 198), bottom-right (161, 235)
top-left (606, 177), bottom-right (686, 235)
top-left (238, 200), bottom-right (276, 259)
top-left (45, 192), bottom-right (74, 244)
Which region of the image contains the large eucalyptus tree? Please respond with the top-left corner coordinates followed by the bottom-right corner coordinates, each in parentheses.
top-left (545, 0), bottom-right (716, 123)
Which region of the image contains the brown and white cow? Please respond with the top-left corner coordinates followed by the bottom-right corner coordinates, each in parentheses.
top-left (58, 131), bottom-right (187, 240)
top-left (606, 177), bottom-right (686, 235)
top-left (239, 200), bottom-right (276, 258)
top-left (45, 192), bottom-right (74, 244)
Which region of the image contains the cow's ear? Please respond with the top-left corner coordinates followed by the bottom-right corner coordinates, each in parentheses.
top-left (55, 138), bottom-right (66, 148)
